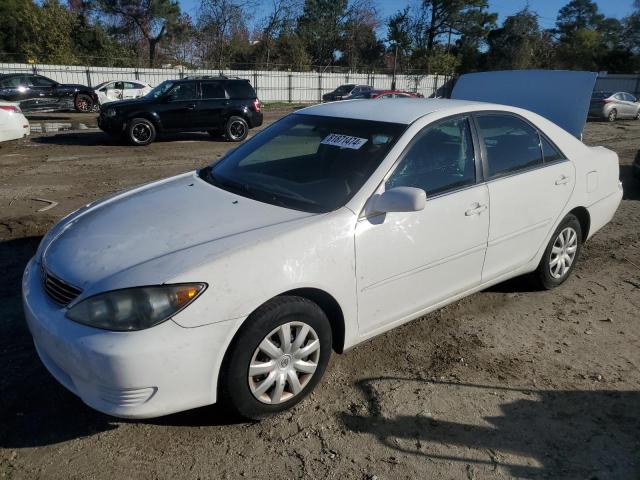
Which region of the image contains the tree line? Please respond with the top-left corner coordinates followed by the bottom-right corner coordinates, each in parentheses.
top-left (1, 0), bottom-right (639, 74)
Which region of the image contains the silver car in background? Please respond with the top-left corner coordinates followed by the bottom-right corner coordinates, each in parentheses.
top-left (589, 91), bottom-right (640, 121)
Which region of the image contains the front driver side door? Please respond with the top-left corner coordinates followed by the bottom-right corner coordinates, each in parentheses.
top-left (355, 116), bottom-right (490, 335)
top-left (157, 82), bottom-right (200, 130)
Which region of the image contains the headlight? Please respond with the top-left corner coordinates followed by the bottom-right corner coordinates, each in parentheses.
top-left (66, 283), bottom-right (206, 331)
top-left (105, 108), bottom-right (117, 117)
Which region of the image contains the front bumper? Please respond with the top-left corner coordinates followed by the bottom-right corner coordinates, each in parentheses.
top-left (22, 257), bottom-right (241, 418)
top-left (97, 114), bottom-right (125, 134)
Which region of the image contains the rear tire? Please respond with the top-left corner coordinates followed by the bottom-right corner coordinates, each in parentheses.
top-left (221, 296), bottom-right (332, 420)
top-left (74, 94), bottom-right (94, 113)
top-left (126, 118), bottom-right (156, 146)
top-left (608, 109), bottom-right (617, 122)
top-left (225, 116), bottom-right (249, 142)
top-left (533, 214), bottom-right (582, 290)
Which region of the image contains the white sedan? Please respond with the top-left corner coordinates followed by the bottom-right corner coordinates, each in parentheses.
top-left (23, 72), bottom-right (622, 419)
top-left (0, 101), bottom-right (30, 142)
top-left (94, 80), bottom-right (152, 106)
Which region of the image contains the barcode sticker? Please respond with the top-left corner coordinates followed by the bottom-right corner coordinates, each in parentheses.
top-left (321, 133), bottom-right (368, 150)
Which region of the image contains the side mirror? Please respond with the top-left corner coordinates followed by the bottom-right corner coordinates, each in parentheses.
top-left (373, 186), bottom-right (426, 213)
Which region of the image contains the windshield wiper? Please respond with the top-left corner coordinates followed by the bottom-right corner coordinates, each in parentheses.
top-left (200, 167), bottom-right (253, 196)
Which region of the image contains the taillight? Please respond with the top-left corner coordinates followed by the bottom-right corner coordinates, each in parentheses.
top-left (0, 105), bottom-right (20, 114)
top-left (253, 99), bottom-right (261, 112)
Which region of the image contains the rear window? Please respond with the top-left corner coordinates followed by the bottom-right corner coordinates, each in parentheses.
top-left (225, 81), bottom-right (256, 99)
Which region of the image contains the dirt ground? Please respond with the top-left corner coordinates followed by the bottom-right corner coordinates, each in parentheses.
top-left (0, 111), bottom-right (639, 480)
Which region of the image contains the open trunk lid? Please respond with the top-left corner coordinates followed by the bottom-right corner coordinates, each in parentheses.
top-left (451, 70), bottom-right (597, 138)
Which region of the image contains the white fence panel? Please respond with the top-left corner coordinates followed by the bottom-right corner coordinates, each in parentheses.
top-left (0, 62), bottom-right (454, 102)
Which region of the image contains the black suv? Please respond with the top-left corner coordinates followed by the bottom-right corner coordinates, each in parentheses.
top-left (98, 76), bottom-right (263, 145)
top-left (0, 73), bottom-right (97, 112)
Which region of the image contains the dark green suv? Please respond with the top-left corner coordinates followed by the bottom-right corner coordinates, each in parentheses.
top-left (98, 76), bottom-right (263, 146)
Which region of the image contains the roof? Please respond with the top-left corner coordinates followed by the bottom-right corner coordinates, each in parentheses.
top-left (295, 98), bottom-right (485, 124)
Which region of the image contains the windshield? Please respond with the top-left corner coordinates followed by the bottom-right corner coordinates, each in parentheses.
top-left (145, 80), bottom-right (176, 99)
top-left (200, 114), bottom-right (406, 213)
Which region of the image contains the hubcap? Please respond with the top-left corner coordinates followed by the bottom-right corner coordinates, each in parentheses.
top-left (132, 123), bottom-right (151, 142)
top-left (77, 99), bottom-right (91, 112)
top-left (229, 120), bottom-right (246, 139)
top-left (549, 227), bottom-right (578, 279)
top-left (248, 321), bottom-right (320, 405)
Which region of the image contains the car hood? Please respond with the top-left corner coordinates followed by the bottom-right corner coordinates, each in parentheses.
top-left (42, 172), bottom-right (314, 287)
top-left (102, 98), bottom-right (151, 110)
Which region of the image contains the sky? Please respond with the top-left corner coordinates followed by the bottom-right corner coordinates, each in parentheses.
top-left (180, 0), bottom-right (636, 31)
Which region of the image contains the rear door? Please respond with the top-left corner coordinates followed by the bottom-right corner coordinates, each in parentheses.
top-left (197, 81), bottom-right (227, 128)
top-left (475, 112), bottom-right (575, 281)
top-left (27, 75), bottom-right (61, 110)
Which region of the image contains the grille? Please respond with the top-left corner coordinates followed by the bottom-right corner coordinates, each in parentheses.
top-left (41, 266), bottom-right (82, 307)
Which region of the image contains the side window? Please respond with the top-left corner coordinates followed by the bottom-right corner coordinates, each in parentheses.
top-left (29, 76), bottom-right (56, 87)
top-left (114, 81), bottom-right (124, 89)
top-left (613, 93), bottom-right (624, 101)
top-left (202, 82), bottom-right (226, 99)
top-left (0, 76), bottom-right (23, 88)
top-left (123, 82), bottom-right (138, 89)
top-left (540, 136), bottom-right (564, 163)
top-left (476, 114), bottom-right (543, 178)
top-left (225, 81), bottom-right (256, 99)
top-left (168, 82), bottom-right (197, 100)
top-left (386, 117), bottom-right (476, 196)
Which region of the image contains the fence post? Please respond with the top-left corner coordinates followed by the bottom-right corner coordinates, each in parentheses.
top-left (318, 72), bottom-right (322, 103)
top-left (135, 68), bottom-right (140, 81)
top-left (85, 67), bottom-right (92, 87)
top-left (32, 64), bottom-right (38, 75)
top-left (433, 75), bottom-right (440, 97)
top-left (253, 70), bottom-right (259, 98)
top-left (288, 71), bottom-right (292, 104)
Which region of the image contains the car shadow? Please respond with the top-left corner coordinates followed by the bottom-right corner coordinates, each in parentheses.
top-left (339, 376), bottom-right (640, 479)
top-left (0, 236), bottom-right (244, 449)
top-left (30, 131), bottom-right (228, 147)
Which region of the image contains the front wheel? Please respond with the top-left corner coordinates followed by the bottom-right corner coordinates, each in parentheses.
top-left (221, 296), bottom-right (332, 420)
top-left (74, 94), bottom-right (94, 113)
top-left (533, 214), bottom-right (582, 289)
top-left (607, 109), bottom-right (617, 122)
top-left (225, 116), bottom-right (249, 142)
top-left (126, 118), bottom-right (156, 146)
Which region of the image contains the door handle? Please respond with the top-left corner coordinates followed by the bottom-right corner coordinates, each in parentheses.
top-left (186, 103), bottom-right (196, 110)
top-left (465, 203), bottom-right (487, 216)
top-left (555, 175), bottom-right (570, 185)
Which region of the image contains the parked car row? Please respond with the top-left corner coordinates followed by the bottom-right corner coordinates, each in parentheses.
top-left (322, 84), bottom-right (422, 102)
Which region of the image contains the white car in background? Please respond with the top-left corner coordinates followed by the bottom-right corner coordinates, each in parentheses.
top-left (23, 71), bottom-right (622, 420)
top-left (0, 101), bottom-right (29, 142)
top-left (94, 80), bottom-right (152, 106)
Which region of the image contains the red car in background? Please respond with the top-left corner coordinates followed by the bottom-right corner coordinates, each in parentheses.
top-left (370, 90), bottom-right (422, 99)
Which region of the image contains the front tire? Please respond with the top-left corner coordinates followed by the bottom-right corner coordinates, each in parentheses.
top-left (221, 296), bottom-right (332, 420)
top-left (126, 118), bottom-right (156, 146)
top-left (225, 116), bottom-right (249, 142)
top-left (533, 214), bottom-right (582, 289)
top-left (74, 94), bottom-right (94, 113)
top-left (607, 109), bottom-right (617, 122)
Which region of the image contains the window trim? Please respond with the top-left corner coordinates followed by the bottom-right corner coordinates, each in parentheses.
top-left (380, 113), bottom-right (482, 200)
top-left (471, 110), bottom-right (568, 183)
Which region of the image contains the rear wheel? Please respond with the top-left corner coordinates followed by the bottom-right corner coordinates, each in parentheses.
top-left (533, 214), bottom-right (582, 289)
top-left (221, 296), bottom-right (332, 420)
top-left (126, 118), bottom-right (156, 146)
top-left (74, 94), bottom-right (94, 113)
top-left (607, 109), bottom-right (617, 122)
top-left (225, 116), bottom-right (248, 142)
top-left (635, 111), bottom-right (640, 120)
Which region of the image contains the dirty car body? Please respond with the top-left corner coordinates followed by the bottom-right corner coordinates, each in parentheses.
top-left (23, 71), bottom-right (622, 419)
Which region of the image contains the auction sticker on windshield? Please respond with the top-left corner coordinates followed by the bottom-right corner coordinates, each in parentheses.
top-left (321, 133), bottom-right (368, 149)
